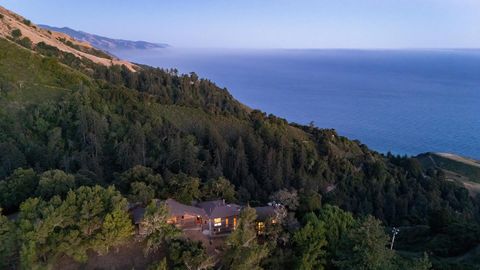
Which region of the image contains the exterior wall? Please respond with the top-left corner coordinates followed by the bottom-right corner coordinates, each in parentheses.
top-left (168, 214), bottom-right (203, 229)
top-left (209, 215), bottom-right (237, 235)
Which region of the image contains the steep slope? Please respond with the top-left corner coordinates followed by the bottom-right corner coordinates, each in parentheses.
top-left (0, 6), bottom-right (136, 71)
top-left (416, 152), bottom-right (480, 196)
top-left (39, 24), bottom-right (169, 52)
top-left (0, 38), bottom-right (92, 105)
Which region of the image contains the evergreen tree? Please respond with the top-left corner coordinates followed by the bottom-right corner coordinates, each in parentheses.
top-left (335, 216), bottom-right (394, 270)
top-left (0, 209), bottom-right (17, 269)
top-left (293, 213), bottom-right (328, 270)
top-left (141, 200), bottom-right (181, 254)
top-left (201, 176), bottom-right (236, 202)
top-left (223, 206), bottom-right (269, 270)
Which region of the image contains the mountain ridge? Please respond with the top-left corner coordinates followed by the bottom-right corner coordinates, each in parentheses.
top-left (0, 5), bottom-right (137, 71)
top-left (38, 24), bottom-right (169, 52)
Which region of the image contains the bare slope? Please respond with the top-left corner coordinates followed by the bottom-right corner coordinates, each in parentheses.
top-left (0, 6), bottom-right (136, 71)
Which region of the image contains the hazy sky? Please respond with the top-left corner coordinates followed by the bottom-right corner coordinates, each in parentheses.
top-left (1, 0), bottom-right (479, 49)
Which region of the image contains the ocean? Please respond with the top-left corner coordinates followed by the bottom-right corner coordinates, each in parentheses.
top-left (112, 48), bottom-right (480, 159)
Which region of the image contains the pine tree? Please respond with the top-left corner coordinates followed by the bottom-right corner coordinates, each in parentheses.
top-left (223, 206), bottom-right (269, 270)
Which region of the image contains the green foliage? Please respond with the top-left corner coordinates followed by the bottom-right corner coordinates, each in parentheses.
top-left (0, 210), bottom-right (17, 269)
top-left (201, 176), bottom-right (236, 202)
top-left (141, 200), bottom-right (181, 254)
top-left (335, 216), bottom-right (394, 270)
top-left (129, 181), bottom-right (155, 205)
top-left (0, 143), bottom-right (27, 178)
top-left (395, 252), bottom-right (432, 270)
top-left (299, 191), bottom-right (322, 213)
top-left (11, 29), bottom-right (22, 38)
top-left (413, 253), bottom-right (433, 270)
top-left (0, 39), bottom-right (90, 104)
top-left (426, 217), bottom-right (480, 257)
top-left (17, 186), bottom-right (132, 268)
top-left (0, 14), bottom-right (4, 19)
top-left (167, 173), bottom-right (201, 204)
top-left (0, 168), bottom-right (38, 213)
top-left (167, 239), bottom-right (213, 270)
top-left (148, 257), bottom-right (168, 270)
top-left (23, 19), bottom-right (31, 26)
top-left (224, 206), bottom-right (269, 270)
top-left (293, 213), bottom-right (328, 270)
top-left (94, 208), bottom-right (134, 255)
top-left (117, 165), bottom-right (164, 203)
top-left (36, 170), bottom-right (75, 199)
top-left (18, 37), bottom-right (32, 49)
top-left (317, 205), bottom-right (355, 258)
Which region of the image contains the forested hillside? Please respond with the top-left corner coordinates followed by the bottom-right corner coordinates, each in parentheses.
top-left (1, 8), bottom-right (480, 270)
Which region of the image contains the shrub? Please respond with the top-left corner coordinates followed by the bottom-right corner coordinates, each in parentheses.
top-left (0, 14), bottom-right (4, 19)
top-left (23, 19), bottom-right (31, 26)
top-left (18, 37), bottom-right (32, 49)
top-left (11, 29), bottom-right (22, 38)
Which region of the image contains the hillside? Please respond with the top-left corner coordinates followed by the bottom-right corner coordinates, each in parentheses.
top-left (39, 24), bottom-right (169, 52)
top-left (416, 152), bottom-right (480, 196)
top-left (0, 6), bottom-right (136, 71)
top-left (1, 6), bottom-right (480, 270)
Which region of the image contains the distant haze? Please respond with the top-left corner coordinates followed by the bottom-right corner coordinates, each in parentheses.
top-left (38, 25), bottom-right (169, 52)
top-left (0, 0), bottom-right (479, 49)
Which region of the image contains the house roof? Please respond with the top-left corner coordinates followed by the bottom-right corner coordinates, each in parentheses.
top-left (209, 204), bottom-right (242, 218)
top-left (197, 200), bottom-right (242, 218)
top-left (129, 199), bottom-right (277, 224)
top-left (254, 206), bottom-right (276, 221)
top-left (165, 198), bottom-right (207, 217)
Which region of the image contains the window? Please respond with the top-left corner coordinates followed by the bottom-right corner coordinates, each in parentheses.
top-left (225, 217), bottom-right (229, 226)
top-left (233, 217), bottom-right (237, 227)
top-left (257, 222), bottom-right (265, 231)
top-left (214, 218), bottom-right (222, 227)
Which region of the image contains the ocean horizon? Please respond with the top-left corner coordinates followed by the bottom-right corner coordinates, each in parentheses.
top-left (113, 48), bottom-right (480, 159)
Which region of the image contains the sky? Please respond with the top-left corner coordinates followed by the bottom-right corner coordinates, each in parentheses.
top-left (0, 0), bottom-right (479, 49)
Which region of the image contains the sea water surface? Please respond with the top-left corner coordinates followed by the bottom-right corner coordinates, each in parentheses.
top-left (113, 48), bottom-right (480, 159)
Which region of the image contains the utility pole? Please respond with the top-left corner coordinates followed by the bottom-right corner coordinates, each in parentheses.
top-left (390, 227), bottom-right (399, 250)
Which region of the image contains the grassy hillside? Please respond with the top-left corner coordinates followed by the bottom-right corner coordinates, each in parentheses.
top-left (416, 152), bottom-right (480, 183)
top-left (0, 39), bottom-right (91, 105)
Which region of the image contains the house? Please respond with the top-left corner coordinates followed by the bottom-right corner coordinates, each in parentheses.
top-left (165, 198), bottom-right (207, 229)
top-left (197, 200), bottom-right (241, 236)
top-left (253, 204), bottom-right (283, 234)
top-left (129, 198), bottom-right (283, 237)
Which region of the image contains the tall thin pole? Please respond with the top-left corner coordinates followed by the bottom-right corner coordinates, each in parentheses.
top-left (390, 227), bottom-right (399, 250)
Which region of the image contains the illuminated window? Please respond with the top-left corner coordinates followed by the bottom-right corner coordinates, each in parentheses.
top-left (225, 217), bottom-right (229, 226)
top-left (233, 217), bottom-right (237, 227)
top-left (257, 222), bottom-right (265, 231)
top-left (214, 218), bottom-right (222, 227)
